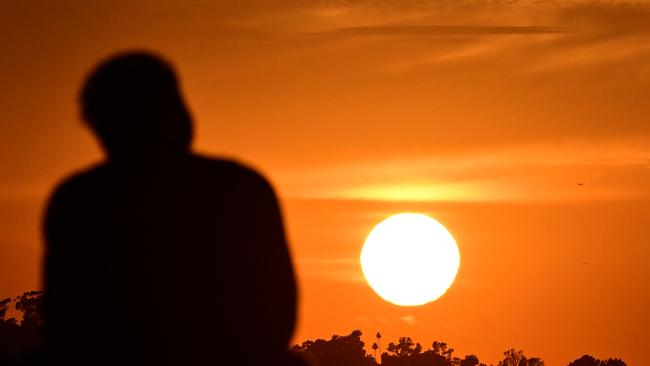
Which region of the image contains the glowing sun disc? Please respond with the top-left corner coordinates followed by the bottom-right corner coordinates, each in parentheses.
top-left (360, 213), bottom-right (460, 306)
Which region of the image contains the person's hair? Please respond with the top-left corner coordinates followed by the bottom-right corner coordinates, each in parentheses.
top-left (80, 51), bottom-right (193, 157)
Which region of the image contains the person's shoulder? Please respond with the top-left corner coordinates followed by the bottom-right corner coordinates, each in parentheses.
top-left (47, 163), bottom-right (110, 204)
top-left (190, 154), bottom-right (277, 195)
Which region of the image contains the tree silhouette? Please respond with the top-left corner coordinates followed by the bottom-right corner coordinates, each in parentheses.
top-left (291, 329), bottom-right (376, 366)
top-left (499, 349), bottom-right (526, 366)
top-left (13, 291), bottom-right (43, 327)
top-left (498, 349), bottom-right (544, 366)
top-left (432, 341), bottom-right (454, 360)
top-left (0, 291), bottom-right (44, 364)
top-left (387, 337), bottom-right (423, 358)
top-left (569, 355), bottom-right (600, 366)
top-left (601, 359), bottom-right (627, 366)
top-left (379, 337), bottom-right (478, 366)
top-left (0, 298), bottom-right (12, 322)
top-left (0, 295), bottom-right (635, 366)
top-left (567, 355), bottom-right (627, 366)
top-left (376, 332), bottom-right (383, 355)
top-left (460, 354), bottom-right (480, 366)
top-left (528, 358), bottom-right (545, 366)
top-left (602, 359), bottom-right (626, 366)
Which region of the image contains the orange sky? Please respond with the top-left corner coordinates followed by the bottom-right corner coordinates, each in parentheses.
top-left (1, 1), bottom-right (649, 365)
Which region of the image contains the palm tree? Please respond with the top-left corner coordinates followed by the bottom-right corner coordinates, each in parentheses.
top-left (372, 342), bottom-right (379, 361)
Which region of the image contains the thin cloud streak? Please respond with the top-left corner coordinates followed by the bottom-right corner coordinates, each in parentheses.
top-left (310, 25), bottom-right (569, 37)
top-left (277, 142), bottom-right (650, 203)
top-left (400, 315), bottom-right (416, 325)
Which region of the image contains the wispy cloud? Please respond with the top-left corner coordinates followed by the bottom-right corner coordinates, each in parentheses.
top-left (280, 0), bottom-right (650, 76)
top-left (277, 142), bottom-right (650, 202)
top-left (399, 315), bottom-right (416, 325)
top-left (308, 25), bottom-right (568, 37)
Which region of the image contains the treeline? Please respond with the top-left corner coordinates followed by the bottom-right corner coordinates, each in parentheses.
top-left (0, 291), bottom-right (43, 364)
top-left (291, 330), bottom-right (627, 366)
top-left (0, 291), bottom-right (629, 366)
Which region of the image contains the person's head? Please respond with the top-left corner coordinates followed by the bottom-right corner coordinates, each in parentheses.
top-left (80, 51), bottom-right (193, 159)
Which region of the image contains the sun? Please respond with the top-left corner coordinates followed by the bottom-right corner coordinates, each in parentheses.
top-left (360, 213), bottom-right (460, 306)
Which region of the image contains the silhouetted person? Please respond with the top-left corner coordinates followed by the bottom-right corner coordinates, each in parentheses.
top-left (43, 52), bottom-right (301, 365)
